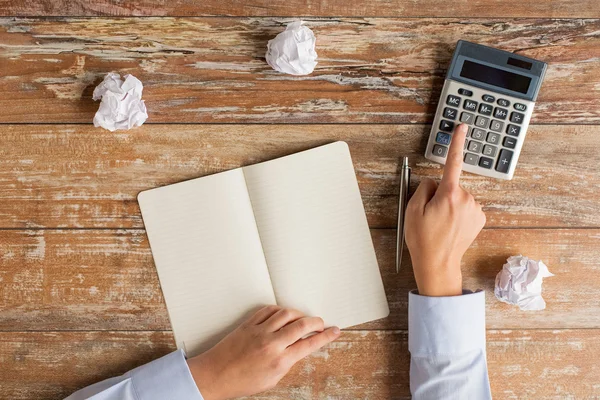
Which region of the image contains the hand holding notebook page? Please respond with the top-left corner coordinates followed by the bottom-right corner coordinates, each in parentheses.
top-left (138, 142), bottom-right (389, 357)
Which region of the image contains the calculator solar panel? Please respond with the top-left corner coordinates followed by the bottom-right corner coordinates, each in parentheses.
top-left (425, 41), bottom-right (547, 180)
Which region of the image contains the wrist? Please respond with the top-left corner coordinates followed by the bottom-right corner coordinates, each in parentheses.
top-left (413, 258), bottom-right (463, 297)
top-left (187, 351), bottom-right (225, 400)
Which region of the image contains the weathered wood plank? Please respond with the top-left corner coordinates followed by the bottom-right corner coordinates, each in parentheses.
top-left (0, 124), bottom-right (598, 229)
top-left (0, 331), bottom-right (176, 400)
top-left (0, 229), bottom-right (170, 331)
top-left (0, 0), bottom-right (598, 18)
top-left (1, 18), bottom-right (599, 123)
top-left (1, 229), bottom-right (598, 330)
top-left (1, 329), bottom-right (599, 400)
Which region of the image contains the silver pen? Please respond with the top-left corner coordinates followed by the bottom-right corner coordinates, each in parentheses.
top-left (396, 157), bottom-right (411, 273)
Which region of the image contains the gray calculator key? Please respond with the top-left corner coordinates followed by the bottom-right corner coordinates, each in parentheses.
top-left (479, 157), bottom-right (494, 169)
top-left (463, 99), bottom-right (478, 111)
top-left (503, 136), bottom-right (517, 149)
top-left (493, 107), bottom-right (508, 120)
top-left (471, 128), bottom-right (485, 140)
top-left (439, 119), bottom-right (454, 132)
top-left (482, 94), bottom-right (495, 103)
top-left (464, 139), bottom-right (468, 150)
top-left (497, 98), bottom-right (510, 107)
top-left (468, 140), bottom-right (483, 153)
top-left (478, 103), bottom-right (493, 116)
top-left (447, 95), bottom-right (461, 107)
top-left (495, 149), bottom-right (514, 173)
top-left (486, 132), bottom-right (500, 144)
top-left (433, 144), bottom-right (448, 158)
top-left (514, 103), bottom-right (527, 112)
top-left (510, 111), bottom-right (525, 124)
top-left (483, 144), bottom-right (498, 157)
top-left (489, 120), bottom-right (504, 132)
top-left (464, 153), bottom-right (479, 165)
top-left (506, 124), bottom-right (521, 137)
top-left (475, 116), bottom-right (489, 129)
top-left (443, 107), bottom-right (458, 120)
top-left (460, 111), bottom-right (475, 124)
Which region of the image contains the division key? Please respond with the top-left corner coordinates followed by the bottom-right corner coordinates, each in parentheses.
top-left (495, 149), bottom-right (514, 174)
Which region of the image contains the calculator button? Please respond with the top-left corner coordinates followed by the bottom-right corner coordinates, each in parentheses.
top-left (464, 153), bottom-right (479, 165)
top-left (443, 107), bottom-right (458, 120)
top-left (463, 99), bottom-right (478, 111)
top-left (489, 120), bottom-right (504, 132)
top-left (439, 119), bottom-right (454, 132)
top-left (483, 145), bottom-right (498, 157)
top-left (433, 144), bottom-right (448, 158)
top-left (468, 140), bottom-right (483, 153)
top-left (482, 94), bottom-right (495, 103)
top-left (479, 157), bottom-right (494, 169)
top-left (506, 124), bottom-right (521, 137)
top-left (514, 103), bottom-right (527, 112)
top-left (436, 132), bottom-right (451, 146)
top-left (475, 116), bottom-right (489, 129)
top-left (460, 111), bottom-right (475, 124)
top-left (495, 149), bottom-right (513, 173)
top-left (478, 103), bottom-right (493, 116)
top-left (458, 88), bottom-right (473, 96)
top-left (486, 132), bottom-right (500, 145)
top-left (464, 139), bottom-right (469, 150)
top-left (447, 95), bottom-right (461, 107)
top-left (497, 98), bottom-right (510, 107)
top-left (503, 136), bottom-right (517, 149)
top-left (493, 107), bottom-right (508, 120)
top-left (471, 128), bottom-right (485, 140)
top-left (510, 111), bottom-right (525, 124)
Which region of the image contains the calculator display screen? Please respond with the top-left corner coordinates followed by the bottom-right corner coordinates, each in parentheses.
top-left (460, 60), bottom-right (531, 94)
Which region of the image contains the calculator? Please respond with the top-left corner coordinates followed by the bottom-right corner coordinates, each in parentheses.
top-left (425, 40), bottom-right (547, 180)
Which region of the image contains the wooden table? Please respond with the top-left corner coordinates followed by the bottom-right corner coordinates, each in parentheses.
top-left (1, 2), bottom-right (599, 399)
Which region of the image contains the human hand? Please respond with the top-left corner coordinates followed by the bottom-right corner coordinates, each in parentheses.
top-left (186, 305), bottom-right (340, 400)
top-left (405, 123), bottom-right (486, 297)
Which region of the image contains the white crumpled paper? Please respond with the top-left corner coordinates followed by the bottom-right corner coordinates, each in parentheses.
top-left (266, 21), bottom-right (317, 75)
top-left (494, 255), bottom-right (554, 311)
top-left (92, 73), bottom-right (148, 131)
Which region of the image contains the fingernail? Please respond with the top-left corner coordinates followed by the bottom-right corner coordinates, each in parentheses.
top-left (332, 326), bottom-right (340, 335)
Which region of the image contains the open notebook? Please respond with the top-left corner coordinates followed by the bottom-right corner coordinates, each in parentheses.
top-left (138, 142), bottom-right (389, 357)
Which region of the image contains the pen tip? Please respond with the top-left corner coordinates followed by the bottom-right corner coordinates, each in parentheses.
top-left (402, 157), bottom-right (409, 167)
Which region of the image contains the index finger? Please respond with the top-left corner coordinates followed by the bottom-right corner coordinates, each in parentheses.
top-left (440, 123), bottom-right (468, 189)
top-left (287, 326), bottom-right (340, 362)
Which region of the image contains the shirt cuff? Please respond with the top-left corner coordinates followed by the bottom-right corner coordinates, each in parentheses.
top-left (409, 290), bottom-right (486, 357)
top-left (126, 349), bottom-right (204, 400)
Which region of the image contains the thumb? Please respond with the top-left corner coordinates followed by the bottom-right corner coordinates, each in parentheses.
top-left (407, 178), bottom-right (438, 214)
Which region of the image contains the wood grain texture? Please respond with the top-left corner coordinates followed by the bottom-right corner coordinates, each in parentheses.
top-left (0, 331), bottom-right (176, 400)
top-left (0, 124), bottom-right (598, 229)
top-left (2, 329), bottom-right (599, 400)
top-left (0, 0), bottom-right (598, 18)
top-left (0, 7), bottom-right (597, 399)
top-left (1, 17), bottom-right (600, 123)
top-left (2, 228), bottom-right (598, 331)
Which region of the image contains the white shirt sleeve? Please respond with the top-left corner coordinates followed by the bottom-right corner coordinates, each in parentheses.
top-left (64, 349), bottom-right (204, 400)
top-left (408, 290), bottom-right (492, 400)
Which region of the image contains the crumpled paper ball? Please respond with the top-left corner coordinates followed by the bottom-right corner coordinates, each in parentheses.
top-left (266, 21), bottom-right (317, 75)
top-left (494, 255), bottom-right (554, 311)
top-left (92, 72), bottom-right (148, 132)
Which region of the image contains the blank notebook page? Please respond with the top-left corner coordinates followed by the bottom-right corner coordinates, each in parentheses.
top-left (243, 142), bottom-right (389, 329)
top-left (138, 169), bottom-right (276, 357)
